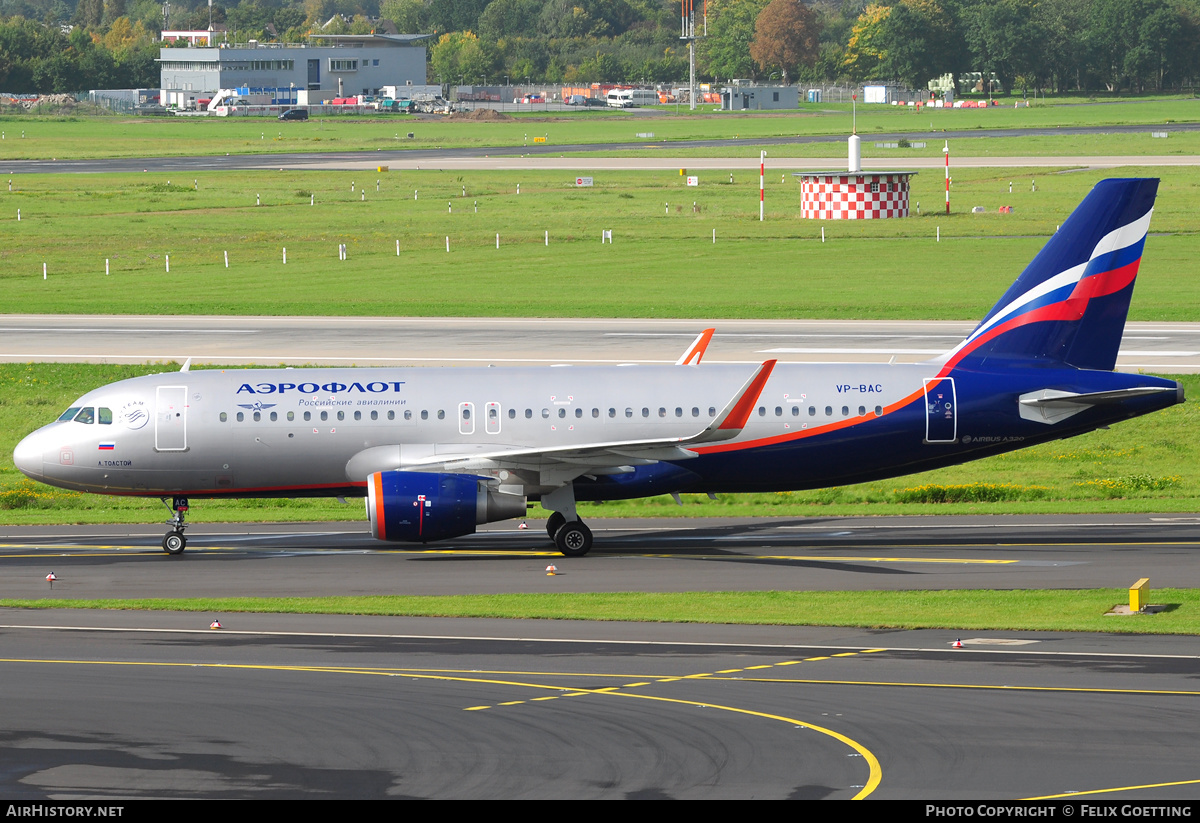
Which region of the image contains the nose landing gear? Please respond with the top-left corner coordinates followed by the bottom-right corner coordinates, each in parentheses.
top-left (161, 496), bottom-right (189, 555)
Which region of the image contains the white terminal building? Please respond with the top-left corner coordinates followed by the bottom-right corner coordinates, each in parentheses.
top-left (794, 134), bottom-right (917, 219)
top-left (158, 33), bottom-right (431, 109)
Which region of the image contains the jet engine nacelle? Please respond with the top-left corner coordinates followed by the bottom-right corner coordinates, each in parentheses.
top-left (366, 470), bottom-right (527, 542)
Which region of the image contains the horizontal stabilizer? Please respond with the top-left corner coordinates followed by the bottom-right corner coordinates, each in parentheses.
top-left (1018, 386), bottom-right (1176, 424)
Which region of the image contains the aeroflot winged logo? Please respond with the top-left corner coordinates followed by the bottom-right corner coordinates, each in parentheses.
top-left (236, 380), bottom-right (406, 395)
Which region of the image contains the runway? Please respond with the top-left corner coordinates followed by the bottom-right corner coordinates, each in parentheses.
top-left (3, 518), bottom-right (1199, 798)
top-left (7, 121), bottom-right (1200, 174)
top-left (2, 605), bottom-right (1199, 799)
top-left (3, 315), bottom-right (1200, 371)
top-left (2, 514), bottom-right (1199, 596)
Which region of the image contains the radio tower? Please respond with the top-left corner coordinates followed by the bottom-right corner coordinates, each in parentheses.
top-left (680, 1), bottom-right (706, 111)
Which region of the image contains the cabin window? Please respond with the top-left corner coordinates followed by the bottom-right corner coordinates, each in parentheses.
top-left (370, 410), bottom-right (378, 420)
top-left (489, 407), bottom-right (498, 421)
top-left (287, 411), bottom-right (295, 421)
top-left (858, 406), bottom-right (866, 416)
top-left (875, 406), bottom-right (883, 416)
top-left (675, 407), bottom-right (683, 417)
top-left (841, 406), bottom-right (849, 416)
top-left (825, 406), bottom-right (833, 416)
top-left (303, 411), bottom-right (311, 421)
top-left (809, 406), bottom-right (816, 416)
top-left (526, 409), bottom-right (533, 419)
top-left (609, 408), bottom-right (616, 418)
top-left (508, 408), bottom-right (516, 419)
top-left (270, 411), bottom-right (278, 421)
top-left (220, 412), bottom-right (227, 422)
top-left (757, 406), bottom-right (766, 417)
top-left (792, 406), bottom-right (800, 416)
top-left (626, 408), bottom-right (633, 418)
top-left (658, 407), bottom-right (666, 418)
top-left (558, 408), bottom-right (566, 419)
top-left (321, 411), bottom-right (329, 421)
top-left (775, 406), bottom-right (783, 416)
top-left (337, 411), bottom-right (345, 421)
top-left (421, 410), bottom-right (428, 420)
top-left (437, 410), bottom-right (445, 420)
top-left (592, 408), bottom-right (599, 418)
top-left (354, 411), bottom-right (362, 421)
top-left (709, 407), bottom-right (716, 417)
top-left (390, 410), bottom-right (397, 420)
top-left (237, 412), bottom-right (245, 422)
top-left (542, 409), bottom-right (550, 419)
top-left (642, 408), bottom-right (649, 418)
top-left (462, 408), bottom-right (471, 420)
top-left (575, 408), bottom-right (583, 418)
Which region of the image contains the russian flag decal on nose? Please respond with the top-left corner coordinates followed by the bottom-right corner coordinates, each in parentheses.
top-left (98, 442), bottom-right (115, 450)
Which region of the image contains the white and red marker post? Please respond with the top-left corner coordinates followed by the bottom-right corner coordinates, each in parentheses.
top-left (944, 140), bottom-right (950, 214)
top-left (759, 150), bottom-right (765, 221)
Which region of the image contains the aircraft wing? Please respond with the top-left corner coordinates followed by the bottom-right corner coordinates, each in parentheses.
top-left (347, 361), bottom-right (777, 479)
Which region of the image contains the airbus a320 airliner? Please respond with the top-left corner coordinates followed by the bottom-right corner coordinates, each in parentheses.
top-left (13, 178), bottom-right (1183, 557)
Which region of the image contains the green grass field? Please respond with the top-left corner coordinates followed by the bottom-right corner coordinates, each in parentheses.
top-left (3, 165), bottom-right (1200, 319)
top-left (1, 97), bottom-right (1197, 160)
top-left (2, 589), bottom-right (1197, 635)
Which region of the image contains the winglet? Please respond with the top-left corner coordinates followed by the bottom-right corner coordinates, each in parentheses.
top-left (690, 360), bottom-right (776, 443)
top-left (180, 357), bottom-right (192, 372)
top-left (676, 328), bottom-right (715, 365)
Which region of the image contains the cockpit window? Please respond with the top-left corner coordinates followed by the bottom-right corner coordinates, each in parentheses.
top-left (98, 407), bottom-right (113, 425)
top-left (58, 407), bottom-right (81, 422)
top-left (73, 407), bottom-right (95, 424)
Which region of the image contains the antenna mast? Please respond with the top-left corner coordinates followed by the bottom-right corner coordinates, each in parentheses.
top-left (681, 1), bottom-right (706, 111)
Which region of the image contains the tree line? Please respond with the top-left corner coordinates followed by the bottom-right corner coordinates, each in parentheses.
top-left (2, 0), bottom-right (1198, 95)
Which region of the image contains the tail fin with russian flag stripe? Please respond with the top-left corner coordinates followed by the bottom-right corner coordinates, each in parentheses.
top-left (942, 178), bottom-right (1157, 373)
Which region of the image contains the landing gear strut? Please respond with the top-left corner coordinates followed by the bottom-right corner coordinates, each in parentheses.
top-left (161, 496), bottom-right (189, 555)
top-left (542, 484), bottom-right (593, 557)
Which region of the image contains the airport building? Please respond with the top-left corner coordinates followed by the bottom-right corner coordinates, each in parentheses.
top-left (720, 83), bottom-right (798, 111)
top-left (159, 33), bottom-right (431, 108)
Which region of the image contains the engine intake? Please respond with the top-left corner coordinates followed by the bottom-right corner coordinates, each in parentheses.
top-left (366, 471), bottom-right (526, 542)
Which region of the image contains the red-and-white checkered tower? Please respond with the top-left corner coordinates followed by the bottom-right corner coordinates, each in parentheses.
top-left (796, 134), bottom-right (917, 220)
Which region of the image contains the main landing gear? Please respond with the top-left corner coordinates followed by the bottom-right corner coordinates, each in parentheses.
top-left (161, 496), bottom-right (189, 555)
top-left (542, 487), bottom-right (593, 558)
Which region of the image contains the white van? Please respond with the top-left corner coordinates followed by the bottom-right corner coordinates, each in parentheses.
top-left (606, 89), bottom-right (659, 108)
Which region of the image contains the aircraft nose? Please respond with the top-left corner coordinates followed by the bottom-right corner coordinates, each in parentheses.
top-left (13, 432), bottom-right (43, 480)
